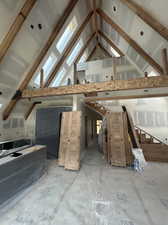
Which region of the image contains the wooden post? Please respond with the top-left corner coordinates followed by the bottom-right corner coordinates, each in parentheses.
top-left (162, 48), bottom-right (168, 75)
top-left (40, 69), bottom-right (44, 88)
top-left (112, 57), bottom-right (117, 80)
top-left (74, 63), bottom-right (78, 85)
top-left (144, 72), bottom-right (148, 77)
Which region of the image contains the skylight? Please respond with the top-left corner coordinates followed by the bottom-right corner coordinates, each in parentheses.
top-left (78, 52), bottom-right (87, 64)
top-left (51, 67), bottom-right (67, 87)
top-left (148, 70), bottom-right (157, 77)
top-left (56, 17), bottom-right (78, 53)
top-left (110, 47), bottom-right (120, 57)
top-left (34, 52), bottom-right (57, 86)
top-left (66, 40), bottom-right (83, 66)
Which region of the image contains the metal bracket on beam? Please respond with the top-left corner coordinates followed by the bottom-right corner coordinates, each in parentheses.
top-left (11, 90), bottom-right (22, 100)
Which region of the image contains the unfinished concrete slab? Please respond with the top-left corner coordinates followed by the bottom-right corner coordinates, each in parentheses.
top-left (0, 146), bottom-right (168, 225)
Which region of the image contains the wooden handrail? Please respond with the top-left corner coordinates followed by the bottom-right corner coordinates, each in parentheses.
top-left (135, 126), bottom-right (164, 144)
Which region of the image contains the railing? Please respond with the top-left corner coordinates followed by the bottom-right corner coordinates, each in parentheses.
top-left (135, 126), bottom-right (164, 144)
top-left (85, 102), bottom-right (108, 116)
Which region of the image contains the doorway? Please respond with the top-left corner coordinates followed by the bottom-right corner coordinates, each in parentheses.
top-left (35, 107), bottom-right (72, 159)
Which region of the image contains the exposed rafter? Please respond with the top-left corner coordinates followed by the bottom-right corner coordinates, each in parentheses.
top-left (22, 76), bottom-right (168, 99)
top-left (24, 102), bottom-right (41, 120)
top-left (87, 45), bottom-right (97, 61)
top-left (97, 8), bottom-right (164, 75)
top-left (85, 93), bottom-right (168, 102)
top-left (98, 43), bottom-right (112, 58)
top-left (120, 0), bottom-right (168, 42)
top-left (98, 30), bottom-right (124, 56)
top-left (3, 0), bottom-right (80, 120)
top-left (0, 0), bottom-right (37, 63)
top-left (93, 0), bottom-right (98, 38)
top-left (45, 11), bottom-right (93, 87)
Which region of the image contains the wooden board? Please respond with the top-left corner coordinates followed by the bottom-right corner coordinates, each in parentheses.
top-left (123, 112), bottom-right (133, 165)
top-left (22, 76), bottom-right (168, 99)
top-left (58, 111), bottom-right (81, 170)
top-left (142, 143), bottom-right (168, 162)
top-left (106, 112), bottom-right (127, 167)
top-left (58, 112), bottom-right (71, 166)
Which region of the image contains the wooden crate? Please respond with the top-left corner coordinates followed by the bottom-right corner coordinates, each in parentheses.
top-left (58, 111), bottom-right (81, 171)
top-left (142, 143), bottom-right (168, 162)
top-left (106, 112), bottom-right (127, 167)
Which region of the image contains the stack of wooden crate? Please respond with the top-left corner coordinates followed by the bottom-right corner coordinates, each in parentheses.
top-left (104, 111), bottom-right (133, 167)
top-left (58, 111), bottom-right (81, 171)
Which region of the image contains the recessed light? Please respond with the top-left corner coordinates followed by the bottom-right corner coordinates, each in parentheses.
top-left (140, 31), bottom-right (144, 36)
top-left (38, 24), bottom-right (42, 30)
top-left (113, 6), bottom-right (117, 12)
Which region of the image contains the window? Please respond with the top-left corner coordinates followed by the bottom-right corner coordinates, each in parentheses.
top-left (110, 47), bottom-right (120, 57)
top-left (79, 52), bottom-right (87, 64)
top-left (56, 17), bottom-right (78, 53)
top-left (148, 70), bottom-right (157, 77)
top-left (51, 68), bottom-right (67, 87)
top-left (34, 52), bottom-right (57, 86)
top-left (66, 40), bottom-right (83, 66)
top-left (0, 104), bottom-right (2, 108)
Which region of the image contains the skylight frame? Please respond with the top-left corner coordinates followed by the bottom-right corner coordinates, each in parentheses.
top-left (66, 39), bottom-right (83, 66)
top-left (110, 46), bottom-right (120, 57)
top-left (34, 52), bottom-right (57, 86)
top-left (51, 67), bottom-right (67, 87)
top-left (56, 16), bottom-right (78, 54)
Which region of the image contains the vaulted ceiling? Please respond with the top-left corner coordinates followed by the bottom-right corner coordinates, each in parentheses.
top-left (0, 0), bottom-right (168, 120)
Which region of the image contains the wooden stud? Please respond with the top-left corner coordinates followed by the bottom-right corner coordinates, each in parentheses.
top-left (73, 63), bottom-right (78, 85)
top-left (40, 69), bottom-right (44, 88)
top-left (0, 0), bottom-right (37, 63)
top-left (3, 0), bottom-right (79, 120)
top-left (112, 57), bottom-right (117, 80)
top-left (85, 92), bottom-right (168, 102)
top-left (120, 0), bottom-right (168, 42)
top-left (22, 76), bottom-right (168, 99)
top-left (45, 11), bottom-right (93, 87)
top-left (98, 30), bottom-right (124, 57)
top-left (97, 8), bottom-right (164, 74)
top-left (161, 48), bottom-right (168, 75)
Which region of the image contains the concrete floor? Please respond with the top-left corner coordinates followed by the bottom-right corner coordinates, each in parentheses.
top-left (1, 145), bottom-right (168, 225)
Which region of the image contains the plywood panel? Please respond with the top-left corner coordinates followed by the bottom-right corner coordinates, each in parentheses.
top-left (58, 111), bottom-right (81, 170)
top-left (106, 112), bottom-right (127, 167)
top-left (64, 111), bottom-right (81, 171)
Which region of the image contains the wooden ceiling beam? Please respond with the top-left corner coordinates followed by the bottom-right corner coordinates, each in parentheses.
top-left (3, 0), bottom-right (79, 120)
top-left (24, 102), bottom-right (41, 120)
top-left (98, 30), bottom-right (124, 56)
top-left (120, 0), bottom-right (168, 42)
top-left (93, 0), bottom-right (98, 37)
top-left (85, 93), bottom-right (168, 102)
top-left (0, 0), bottom-right (37, 63)
top-left (75, 32), bottom-right (96, 64)
top-left (22, 76), bottom-right (168, 99)
top-left (98, 43), bottom-right (112, 58)
top-left (45, 11), bottom-right (93, 87)
top-left (97, 8), bottom-right (164, 74)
